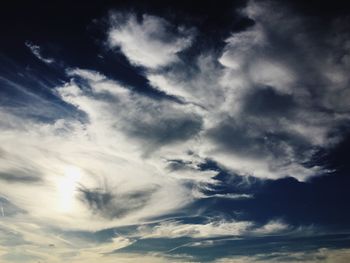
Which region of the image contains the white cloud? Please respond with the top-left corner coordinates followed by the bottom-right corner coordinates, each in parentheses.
top-left (108, 14), bottom-right (193, 69)
top-left (142, 0), bottom-right (350, 181)
top-left (0, 68), bottom-right (214, 232)
top-left (213, 248), bottom-right (350, 263)
top-left (252, 220), bottom-right (290, 235)
top-left (66, 68), bottom-right (106, 82)
top-left (3, 1), bottom-right (350, 237)
top-left (25, 41), bottom-right (55, 64)
top-left (192, 190), bottom-right (253, 200)
top-left (2, 3), bottom-right (350, 262)
top-left (0, 218), bottom-right (186, 263)
top-left (137, 220), bottom-right (253, 239)
top-left (136, 219), bottom-right (289, 239)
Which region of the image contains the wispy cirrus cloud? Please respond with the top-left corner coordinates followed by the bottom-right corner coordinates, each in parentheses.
top-left (213, 248), bottom-right (350, 263)
top-left (25, 41), bottom-right (55, 64)
top-left (0, 67), bottom-right (212, 232)
top-left (136, 219), bottom-right (289, 239)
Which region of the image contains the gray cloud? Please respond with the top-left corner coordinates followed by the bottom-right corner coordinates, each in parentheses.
top-left (125, 113), bottom-right (203, 146)
top-left (78, 185), bottom-right (158, 219)
top-left (200, 1), bottom-right (350, 179)
top-left (0, 170), bottom-right (42, 184)
top-left (243, 86), bottom-right (297, 117)
top-left (0, 227), bottom-right (28, 246)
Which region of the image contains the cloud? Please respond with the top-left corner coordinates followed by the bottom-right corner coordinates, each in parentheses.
top-left (2, 2), bottom-right (350, 262)
top-left (252, 220), bottom-right (290, 235)
top-left (136, 219), bottom-right (289, 239)
top-left (213, 248), bottom-right (350, 263)
top-left (78, 185), bottom-right (158, 219)
top-left (142, 0), bottom-right (350, 180)
top-left (147, 54), bottom-right (225, 109)
top-left (137, 220), bottom-right (253, 239)
top-left (2, 0), bottom-right (350, 235)
top-left (25, 41), bottom-right (55, 64)
top-left (207, 1), bottom-right (350, 179)
top-left (0, 170), bottom-right (42, 184)
top-left (0, 67), bottom-right (213, 232)
top-left (192, 191), bottom-right (253, 200)
top-left (107, 13), bottom-right (193, 69)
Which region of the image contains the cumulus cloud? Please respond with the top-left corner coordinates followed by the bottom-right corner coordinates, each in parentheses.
top-left (206, 1), bottom-right (350, 179)
top-left (143, 0), bottom-right (350, 180)
top-left (107, 13), bottom-right (193, 69)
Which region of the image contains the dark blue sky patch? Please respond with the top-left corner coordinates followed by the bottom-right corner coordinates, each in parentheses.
top-left (190, 151), bottom-right (350, 230)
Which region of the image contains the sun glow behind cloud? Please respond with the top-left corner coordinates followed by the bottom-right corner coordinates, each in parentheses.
top-left (57, 166), bottom-right (82, 213)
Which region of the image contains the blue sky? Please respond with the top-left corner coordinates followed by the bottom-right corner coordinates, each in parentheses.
top-left (0, 0), bottom-right (350, 262)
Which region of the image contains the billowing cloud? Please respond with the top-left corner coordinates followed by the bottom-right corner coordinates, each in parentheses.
top-left (144, 1), bottom-right (350, 180)
top-left (107, 14), bottom-right (193, 69)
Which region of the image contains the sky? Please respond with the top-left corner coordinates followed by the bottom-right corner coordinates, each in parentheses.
top-left (0, 0), bottom-right (350, 262)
